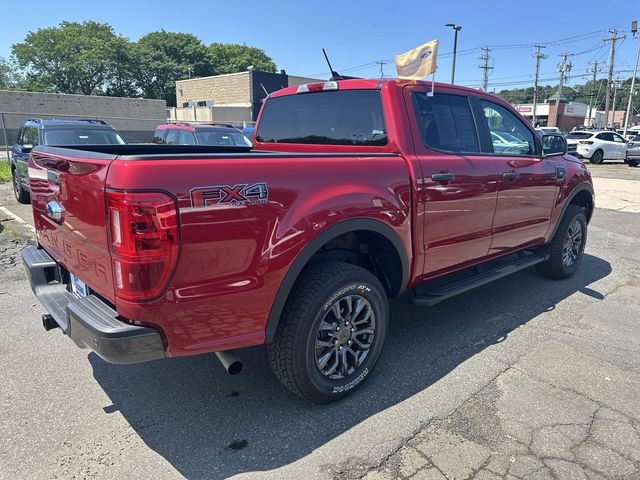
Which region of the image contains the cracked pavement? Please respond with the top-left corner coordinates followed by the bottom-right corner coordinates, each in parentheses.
top-left (1, 173), bottom-right (640, 479)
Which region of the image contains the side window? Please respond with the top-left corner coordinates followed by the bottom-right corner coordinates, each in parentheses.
top-left (597, 132), bottom-right (613, 142)
top-left (479, 100), bottom-right (535, 156)
top-left (151, 129), bottom-right (167, 144)
top-left (612, 133), bottom-right (626, 143)
top-left (16, 128), bottom-right (24, 145)
top-left (179, 130), bottom-right (196, 145)
top-left (411, 92), bottom-right (480, 153)
top-left (164, 129), bottom-right (180, 145)
top-left (22, 126), bottom-right (39, 146)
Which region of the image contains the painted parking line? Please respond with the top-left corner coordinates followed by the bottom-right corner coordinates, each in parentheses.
top-left (0, 205), bottom-right (36, 233)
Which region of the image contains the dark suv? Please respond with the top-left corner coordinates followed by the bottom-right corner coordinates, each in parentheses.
top-left (11, 118), bottom-right (124, 203)
top-left (152, 123), bottom-right (252, 147)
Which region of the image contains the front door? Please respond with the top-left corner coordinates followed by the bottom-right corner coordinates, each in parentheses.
top-left (407, 88), bottom-right (499, 277)
top-left (477, 99), bottom-right (558, 253)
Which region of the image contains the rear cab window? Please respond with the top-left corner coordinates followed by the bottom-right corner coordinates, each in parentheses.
top-left (411, 92), bottom-right (480, 153)
top-left (256, 90), bottom-right (387, 146)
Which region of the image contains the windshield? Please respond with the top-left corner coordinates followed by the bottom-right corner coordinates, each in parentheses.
top-left (566, 132), bottom-right (593, 139)
top-left (256, 90), bottom-right (387, 146)
top-left (195, 130), bottom-right (252, 146)
top-left (44, 129), bottom-right (125, 145)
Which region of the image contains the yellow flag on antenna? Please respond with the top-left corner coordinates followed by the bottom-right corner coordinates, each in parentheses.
top-left (395, 40), bottom-right (439, 79)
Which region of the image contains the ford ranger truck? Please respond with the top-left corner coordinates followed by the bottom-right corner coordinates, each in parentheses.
top-left (22, 79), bottom-right (594, 403)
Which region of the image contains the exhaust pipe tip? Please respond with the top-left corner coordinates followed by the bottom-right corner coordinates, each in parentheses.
top-left (215, 350), bottom-right (243, 375)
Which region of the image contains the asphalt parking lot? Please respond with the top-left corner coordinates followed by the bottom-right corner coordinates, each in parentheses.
top-left (1, 164), bottom-right (639, 480)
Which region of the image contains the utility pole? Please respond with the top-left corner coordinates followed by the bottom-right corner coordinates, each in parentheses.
top-left (552, 53), bottom-right (572, 128)
top-left (604, 29), bottom-right (625, 127)
top-left (623, 20), bottom-right (639, 137)
top-left (587, 60), bottom-right (601, 127)
top-left (479, 48), bottom-right (492, 91)
top-left (376, 60), bottom-right (387, 78)
top-left (446, 24), bottom-right (462, 84)
top-left (532, 44), bottom-right (547, 126)
top-left (611, 78), bottom-right (621, 126)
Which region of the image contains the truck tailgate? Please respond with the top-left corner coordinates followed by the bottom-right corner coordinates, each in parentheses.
top-left (29, 149), bottom-right (116, 303)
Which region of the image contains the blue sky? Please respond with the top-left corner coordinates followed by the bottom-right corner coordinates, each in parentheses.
top-left (2, 0), bottom-right (639, 91)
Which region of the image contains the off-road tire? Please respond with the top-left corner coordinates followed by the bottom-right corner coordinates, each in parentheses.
top-left (12, 168), bottom-right (30, 204)
top-left (589, 149), bottom-right (604, 164)
top-left (537, 205), bottom-right (587, 279)
top-left (268, 261), bottom-right (388, 403)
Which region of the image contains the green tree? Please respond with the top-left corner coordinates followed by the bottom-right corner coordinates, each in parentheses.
top-left (12, 21), bottom-right (126, 95)
top-left (134, 31), bottom-right (214, 105)
top-left (105, 37), bottom-right (139, 98)
top-left (208, 43), bottom-right (276, 75)
top-left (0, 57), bottom-right (21, 89)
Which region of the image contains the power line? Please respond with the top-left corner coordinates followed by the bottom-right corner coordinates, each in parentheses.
top-left (586, 60), bottom-right (602, 126)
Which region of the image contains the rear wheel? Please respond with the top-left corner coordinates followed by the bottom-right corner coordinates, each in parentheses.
top-left (626, 158), bottom-right (639, 167)
top-left (268, 261), bottom-right (388, 403)
top-left (537, 205), bottom-right (587, 279)
top-left (12, 168), bottom-right (30, 204)
top-left (589, 149), bottom-right (604, 164)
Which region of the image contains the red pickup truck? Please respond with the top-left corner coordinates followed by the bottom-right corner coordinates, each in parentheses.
top-left (22, 79), bottom-right (594, 403)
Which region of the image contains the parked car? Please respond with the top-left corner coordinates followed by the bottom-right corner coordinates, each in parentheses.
top-left (626, 134), bottom-right (640, 167)
top-left (152, 123), bottom-right (252, 147)
top-left (22, 79), bottom-right (593, 403)
top-left (10, 118), bottom-right (124, 204)
top-left (565, 130), bottom-right (629, 164)
top-left (537, 126), bottom-right (562, 135)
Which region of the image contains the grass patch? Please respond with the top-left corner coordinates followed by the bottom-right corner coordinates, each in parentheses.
top-left (0, 223), bottom-right (23, 241)
top-left (0, 160), bottom-right (11, 183)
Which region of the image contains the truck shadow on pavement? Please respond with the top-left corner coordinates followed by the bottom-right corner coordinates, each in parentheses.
top-left (89, 253), bottom-right (611, 480)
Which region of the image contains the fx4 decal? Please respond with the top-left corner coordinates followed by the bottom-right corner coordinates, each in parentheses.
top-left (190, 183), bottom-right (269, 209)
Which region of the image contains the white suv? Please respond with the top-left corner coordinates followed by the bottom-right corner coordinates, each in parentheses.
top-left (565, 130), bottom-right (628, 164)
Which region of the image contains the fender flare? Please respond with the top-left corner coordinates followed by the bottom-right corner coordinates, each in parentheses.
top-left (264, 218), bottom-right (410, 342)
top-left (547, 182), bottom-right (594, 240)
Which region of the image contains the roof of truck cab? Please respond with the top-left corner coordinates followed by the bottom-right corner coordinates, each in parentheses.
top-left (268, 78), bottom-right (485, 99)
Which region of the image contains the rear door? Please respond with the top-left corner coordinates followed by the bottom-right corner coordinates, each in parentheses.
top-left (595, 132), bottom-right (616, 158)
top-left (406, 87), bottom-right (499, 276)
top-left (476, 99), bottom-right (557, 252)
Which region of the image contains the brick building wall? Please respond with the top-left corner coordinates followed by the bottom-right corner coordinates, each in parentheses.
top-left (176, 72), bottom-right (251, 108)
top-left (0, 90), bottom-right (167, 143)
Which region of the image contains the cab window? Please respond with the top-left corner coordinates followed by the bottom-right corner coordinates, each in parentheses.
top-left (480, 100), bottom-right (535, 156)
top-left (411, 92), bottom-right (480, 153)
top-left (164, 129), bottom-right (180, 145)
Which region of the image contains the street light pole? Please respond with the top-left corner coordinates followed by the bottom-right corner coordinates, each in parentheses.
top-left (445, 24), bottom-right (462, 84)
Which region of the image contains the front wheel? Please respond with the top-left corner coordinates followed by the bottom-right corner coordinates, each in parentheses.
top-left (268, 262), bottom-right (389, 403)
top-left (537, 205), bottom-right (587, 279)
top-left (12, 168), bottom-right (30, 204)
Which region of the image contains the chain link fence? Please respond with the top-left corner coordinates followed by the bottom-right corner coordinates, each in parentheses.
top-left (0, 111), bottom-right (166, 161)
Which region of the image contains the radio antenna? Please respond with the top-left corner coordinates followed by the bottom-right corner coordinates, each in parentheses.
top-left (322, 49), bottom-right (342, 80)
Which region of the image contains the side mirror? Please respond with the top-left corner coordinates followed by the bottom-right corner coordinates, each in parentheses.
top-left (21, 144), bottom-right (33, 153)
top-left (542, 134), bottom-right (567, 157)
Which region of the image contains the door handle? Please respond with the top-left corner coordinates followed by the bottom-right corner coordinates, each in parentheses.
top-left (502, 171), bottom-right (519, 180)
top-left (431, 173), bottom-right (455, 182)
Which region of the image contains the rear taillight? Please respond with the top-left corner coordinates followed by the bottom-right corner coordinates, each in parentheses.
top-left (579, 140), bottom-right (594, 145)
top-left (107, 190), bottom-right (179, 302)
